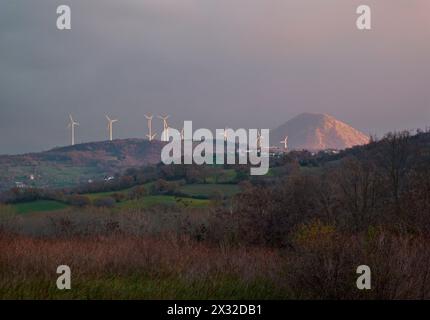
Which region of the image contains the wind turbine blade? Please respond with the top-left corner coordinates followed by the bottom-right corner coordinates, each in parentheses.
top-left (106, 115), bottom-right (111, 121)
top-left (69, 114), bottom-right (74, 122)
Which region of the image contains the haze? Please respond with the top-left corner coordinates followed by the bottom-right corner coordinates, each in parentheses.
top-left (1, 0), bottom-right (429, 154)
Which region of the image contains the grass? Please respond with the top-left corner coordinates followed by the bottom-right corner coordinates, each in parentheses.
top-left (85, 187), bottom-right (134, 201)
top-left (0, 235), bottom-right (288, 299)
top-left (179, 184), bottom-right (240, 198)
top-left (7, 180), bottom-right (238, 215)
top-left (12, 200), bottom-right (69, 214)
top-left (9, 192), bottom-right (210, 215)
top-left (119, 195), bottom-right (210, 209)
top-left (84, 182), bottom-right (157, 201)
top-left (205, 168), bottom-right (237, 184)
top-left (0, 275), bottom-right (285, 300)
top-left (1, 164), bottom-right (104, 190)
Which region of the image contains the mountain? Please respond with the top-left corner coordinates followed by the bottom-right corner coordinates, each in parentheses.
top-left (271, 113), bottom-right (369, 151)
top-left (0, 139), bottom-right (165, 191)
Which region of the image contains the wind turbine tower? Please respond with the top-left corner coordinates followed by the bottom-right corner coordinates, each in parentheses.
top-left (67, 114), bottom-right (79, 146)
top-left (158, 115), bottom-right (170, 141)
top-left (105, 115), bottom-right (118, 141)
top-left (257, 129), bottom-right (264, 149)
top-left (145, 114), bottom-right (157, 141)
top-left (280, 135), bottom-right (289, 151)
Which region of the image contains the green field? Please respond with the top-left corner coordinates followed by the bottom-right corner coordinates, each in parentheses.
top-left (85, 188), bottom-right (134, 201)
top-left (179, 184), bottom-right (240, 198)
top-left (85, 182), bottom-right (158, 201)
top-left (205, 168), bottom-right (237, 183)
top-left (8, 181), bottom-right (242, 214)
top-left (119, 195), bottom-right (210, 209)
top-left (10, 195), bottom-right (210, 214)
top-left (13, 200), bottom-right (69, 214)
top-left (0, 164), bottom-right (104, 190)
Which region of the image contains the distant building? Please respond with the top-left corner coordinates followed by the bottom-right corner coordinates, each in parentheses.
top-left (15, 182), bottom-right (26, 189)
top-left (323, 149), bottom-right (340, 155)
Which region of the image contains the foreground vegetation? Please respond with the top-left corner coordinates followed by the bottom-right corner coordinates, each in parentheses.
top-left (0, 233), bottom-right (286, 299)
top-left (1, 130), bottom-right (430, 299)
top-left (0, 213), bottom-right (429, 299)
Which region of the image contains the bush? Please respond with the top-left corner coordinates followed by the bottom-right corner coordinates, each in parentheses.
top-left (127, 186), bottom-right (146, 200)
top-left (93, 197), bottom-right (116, 208)
top-left (67, 195), bottom-right (91, 207)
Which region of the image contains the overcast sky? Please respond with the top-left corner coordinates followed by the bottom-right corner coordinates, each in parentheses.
top-left (1, 0), bottom-right (429, 154)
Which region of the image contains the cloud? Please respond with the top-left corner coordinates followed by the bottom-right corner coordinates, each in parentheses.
top-left (0, 0), bottom-right (429, 154)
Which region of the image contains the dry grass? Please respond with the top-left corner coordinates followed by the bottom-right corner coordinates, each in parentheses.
top-left (0, 233), bottom-right (287, 299)
top-left (1, 208), bottom-right (430, 300)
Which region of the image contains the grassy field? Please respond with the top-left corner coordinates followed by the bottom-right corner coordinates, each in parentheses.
top-left (205, 168), bottom-right (237, 183)
top-left (12, 200), bottom-right (69, 214)
top-left (85, 187), bottom-right (135, 201)
top-left (85, 181), bottom-right (158, 200)
top-left (0, 275), bottom-right (284, 300)
top-left (9, 195), bottom-right (210, 214)
top-left (119, 196), bottom-right (210, 209)
top-left (7, 180), bottom-right (240, 214)
top-left (0, 164), bottom-right (104, 191)
top-left (179, 184), bottom-right (240, 198)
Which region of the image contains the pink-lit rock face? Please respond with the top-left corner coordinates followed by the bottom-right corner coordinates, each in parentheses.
top-left (271, 113), bottom-right (369, 151)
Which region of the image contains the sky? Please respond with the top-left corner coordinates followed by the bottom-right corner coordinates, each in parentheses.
top-left (0, 0), bottom-right (429, 154)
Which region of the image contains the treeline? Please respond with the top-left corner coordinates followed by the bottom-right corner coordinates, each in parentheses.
top-left (188, 131), bottom-right (430, 247)
top-left (160, 131), bottom-right (430, 298)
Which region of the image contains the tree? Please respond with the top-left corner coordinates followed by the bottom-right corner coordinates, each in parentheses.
top-left (378, 132), bottom-right (411, 214)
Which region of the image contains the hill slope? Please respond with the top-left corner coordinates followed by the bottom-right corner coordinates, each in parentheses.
top-left (271, 113), bottom-right (369, 151)
top-left (0, 139), bottom-right (164, 191)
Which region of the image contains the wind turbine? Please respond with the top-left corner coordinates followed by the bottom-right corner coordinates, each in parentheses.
top-left (158, 115), bottom-right (170, 141)
top-left (105, 115), bottom-right (118, 141)
top-left (257, 129), bottom-right (264, 149)
top-left (280, 135), bottom-right (289, 151)
top-left (145, 114), bottom-right (157, 141)
top-left (67, 114), bottom-right (79, 146)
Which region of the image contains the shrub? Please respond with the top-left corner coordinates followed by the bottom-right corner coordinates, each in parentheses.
top-left (93, 197), bottom-right (116, 208)
top-left (68, 195), bottom-right (91, 207)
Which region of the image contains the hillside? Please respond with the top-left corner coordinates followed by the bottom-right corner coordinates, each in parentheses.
top-left (271, 113), bottom-right (369, 151)
top-left (0, 139), bottom-right (165, 191)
